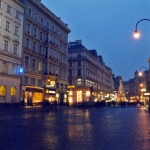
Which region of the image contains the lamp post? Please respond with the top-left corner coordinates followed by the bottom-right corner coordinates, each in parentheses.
top-left (134, 19), bottom-right (150, 111)
top-left (134, 19), bottom-right (150, 39)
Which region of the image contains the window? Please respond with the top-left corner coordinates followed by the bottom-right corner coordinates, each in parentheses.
top-left (47, 22), bottom-right (49, 28)
top-left (78, 62), bottom-right (81, 66)
top-left (33, 27), bottom-right (37, 37)
top-left (41, 17), bottom-right (43, 24)
top-left (38, 61), bottom-right (42, 71)
top-left (69, 70), bottom-right (72, 76)
top-left (33, 42), bottom-right (36, 51)
top-left (64, 36), bottom-right (66, 41)
top-left (25, 56), bottom-right (29, 68)
top-left (34, 13), bottom-right (37, 21)
top-left (59, 69), bottom-right (62, 78)
top-left (24, 76), bottom-right (28, 84)
top-left (7, 5), bottom-right (11, 14)
top-left (78, 53), bottom-right (81, 57)
top-left (77, 70), bottom-right (81, 76)
top-left (46, 33), bottom-right (48, 41)
top-left (16, 10), bottom-right (19, 19)
top-left (28, 8), bottom-right (31, 16)
top-left (44, 62), bottom-right (47, 72)
top-left (12, 64), bottom-right (17, 74)
top-left (63, 70), bottom-right (66, 79)
top-left (32, 59), bottom-right (36, 71)
top-left (77, 79), bottom-right (82, 86)
top-left (2, 62), bottom-right (7, 73)
top-left (60, 44), bottom-right (63, 51)
top-left (40, 31), bottom-right (43, 40)
top-left (38, 79), bottom-right (42, 86)
top-left (14, 43), bottom-right (17, 55)
top-left (31, 78), bottom-right (35, 85)
top-left (52, 25), bottom-right (54, 31)
top-left (39, 45), bottom-right (43, 54)
top-left (6, 21), bottom-right (10, 31)
top-left (0, 0), bottom-right (1, 8)
top-left (26, 38), bottom-right (30, 48)
top-left (69, 62), bottom-right (72, 67)
top-left (27, 23), bottom-right (30, 33)
top-left (15, 25), bottom-right (19, 35)
top-left (4, 40), bottom-right (8, 51)
top-left (45, 47), bottom-right (48, 55)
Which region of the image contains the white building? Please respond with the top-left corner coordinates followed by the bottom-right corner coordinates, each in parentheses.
top-left (20, 0), bottom-right (70, 105)
top-left (0, 0), bottom-right (25, 104)
top-left (68, 40), bottom-right (114, 105)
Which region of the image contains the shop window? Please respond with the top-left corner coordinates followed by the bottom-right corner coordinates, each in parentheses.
top-left (0, 85), bottom-right (6, 96)
top-left (11, 86), bottom-right (16, 96)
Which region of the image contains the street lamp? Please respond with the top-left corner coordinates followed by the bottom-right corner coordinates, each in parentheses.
top-left (134, 19), bottom-right (150, 39)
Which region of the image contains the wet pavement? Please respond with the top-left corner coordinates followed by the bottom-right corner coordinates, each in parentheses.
top-left (0, 106), bottom-right (150, 150)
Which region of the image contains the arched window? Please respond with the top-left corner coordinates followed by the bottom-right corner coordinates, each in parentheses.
top-left (11, 86), bottom-right (16, 96)
top-left (0, 85), bottom-right (6, 96)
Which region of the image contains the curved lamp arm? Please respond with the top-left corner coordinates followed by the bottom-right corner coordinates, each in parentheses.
top-left (134, 19), bottom-right (150, 38)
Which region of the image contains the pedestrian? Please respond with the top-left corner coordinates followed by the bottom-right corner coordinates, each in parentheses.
top-left (54, 100), bottom-right (57, 111)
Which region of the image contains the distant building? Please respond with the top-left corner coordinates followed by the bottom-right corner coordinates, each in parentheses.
top-left (68, 40), bottom-right (114, 105)
top-left (0, 0), bottom-right (25, 103)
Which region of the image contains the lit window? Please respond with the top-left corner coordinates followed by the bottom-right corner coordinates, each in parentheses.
top-left (4, 40), bottom-right (8, 51)
top-left (15, 25), bottom-right (19, 35)
top-left (16, 10), bottom-right (19, 19)
top-left (38, 61), bottom-right (42, 71)
top-left (7, 5), bottom-right (11, 14)
top-left (6, 21), bottom-right (10, 31)
top-left (14, 44), bottom-right (17, 55)
top-left (77, 79), bottom-right (82, 85)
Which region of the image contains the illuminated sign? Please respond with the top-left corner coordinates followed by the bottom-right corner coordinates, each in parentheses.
top-left (144, 93), bottom-right (150, 96)
top-left (68, 85), bottom-right (75, 89)
top-left (46, 89), bottom-right (56, 95)
top-left (46, 85), bottom-right (54, 88)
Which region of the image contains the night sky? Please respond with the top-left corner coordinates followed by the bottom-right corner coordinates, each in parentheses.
top-left (42, 0), bottom-right (150, 81)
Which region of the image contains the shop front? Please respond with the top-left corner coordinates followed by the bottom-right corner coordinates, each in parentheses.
top-left (22, 86), bottom-right (44, 106)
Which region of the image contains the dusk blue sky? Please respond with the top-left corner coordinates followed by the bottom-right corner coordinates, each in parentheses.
top-left (42, 0), bottom-right (150, 81)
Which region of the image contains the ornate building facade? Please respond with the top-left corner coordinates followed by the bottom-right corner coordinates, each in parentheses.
top-left (0, 0), bottom-right (25, 104)
top-left (68, 40), bottom-right (114, 105)
top-left (20, 0), bottom-right (70, 105)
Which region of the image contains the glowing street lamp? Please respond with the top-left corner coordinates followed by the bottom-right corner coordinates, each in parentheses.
top-left (134, 19), bottom-right (150, 39)
top-left (134, 29), bottom-right (140, 39)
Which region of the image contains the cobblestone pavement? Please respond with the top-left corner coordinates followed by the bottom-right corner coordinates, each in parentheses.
top-left (0, 106), bottom-right (150, 150)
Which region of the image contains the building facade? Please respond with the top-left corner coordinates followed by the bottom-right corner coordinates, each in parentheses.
top-left (68, 40), bottom-right (114, 105)
top-left (0, 0), bottom-right (25, 104)
top-left (20, 0), bottom-right (70, 105)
